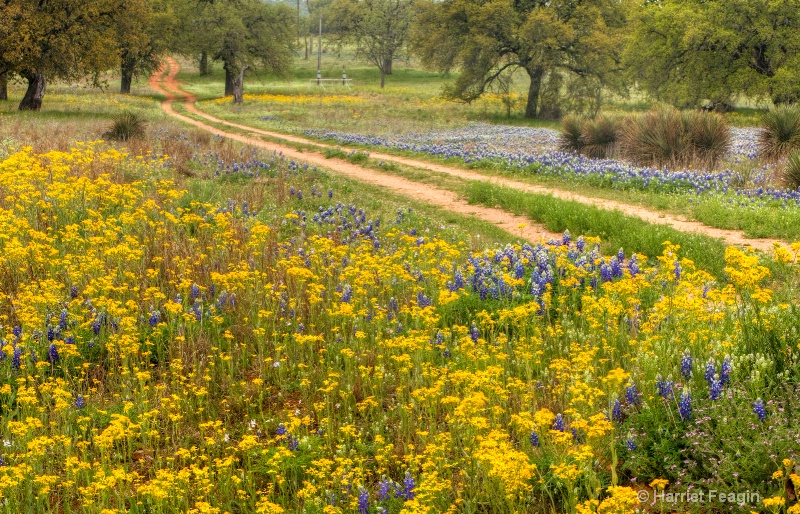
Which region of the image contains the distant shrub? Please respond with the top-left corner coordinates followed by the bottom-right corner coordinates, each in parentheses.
top-left (758, 106), bottom-right (800, 160)
top-left (103, 111), bottom-right (146, 142)
top-left (558, 115), bottom-right (585, 154)
top-left (782, 151), bottom-right (800, 190)
top-left (619, 106), bottom-right (730, 168)
top-left (580, 114), bottom-right (621, 159)
top-left (686, 110), bottom-right (731, 167)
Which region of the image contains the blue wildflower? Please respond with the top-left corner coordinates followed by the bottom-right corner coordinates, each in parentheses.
top-left (678, 388), bottom-right (692, 421)
top-left (752, 398), bottom-right (766, 422)
top-left (625, 382), bottom-right (641, 406)
top-left (49, 343), bottom-right (59, 363)
top-left (529, 431), bottom-right (540, 447)
top-left (75, 395), bottom-right (85, 409)
top-left (470, 323), bottom-right (479, 343)
top-left (553, 413), bottom-right (564, 432)
top-left (709, 375), bottom-right (722, 401)
top-left (680, 350), bottom-right (693, 379)
top-left (357, 487), bottom-right (369, 514)
top-left (611, 398), bottom-right (622, 421)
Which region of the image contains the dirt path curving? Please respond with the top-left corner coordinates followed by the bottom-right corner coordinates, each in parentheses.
top-left (153, 57), bottom-right (785, 253)
top-left (149, 61), bottom-right (562, 244)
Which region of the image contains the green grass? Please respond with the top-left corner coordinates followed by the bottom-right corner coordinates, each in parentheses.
top-left (465, 181), bottom-right (731, 278)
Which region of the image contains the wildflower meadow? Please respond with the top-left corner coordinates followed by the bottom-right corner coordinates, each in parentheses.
top-left (0, 135), bottom-right (799, 514)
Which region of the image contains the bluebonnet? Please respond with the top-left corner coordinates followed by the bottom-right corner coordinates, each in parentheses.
top-left (674, 260), bottom-right (682, 281)
top-left (48, 343), bottom-right (59, 363)
top-left (720, 355), bottom-right (732, 386)
top-left (611, 398), bottom-right (622, 421)
top-left (149, 310), bottom-right (161, 327)
top-left (529, 431), bottom-right (540, 447)
top-left (416, 291), bottom-right (432, 308)
top-left (276, 423), bottom-right (287, 436)
top-left (704, 359), bottom-right (716, 385)
top-left (191, 283), bottom-right (200, 300)
top-left (752, 398), bottom-right (766, 422)
top-left (357, 487), bottom-right (370, 514)
top-left (397, 472), bottom-right (415, 500)
top-left (678, 388), bottom-right (693, 421)
top-left (709, 375), bottom-right (722, 401)
top-left (75, 395), bottom-right (85, 409)
top-left (680, 350), bottom-right (693, 379)
top-left (553, 413), bottom-right (564, 432)
top-left (378, 477), bottom-right (393, 501)
top-left (470, 323), bottom-right (480, 343)
top-left (626, 437), bottom-right (637, 451)
top-left (626, 382), bottom-right (641, 406)
top-left (656, 374), bottom-right (674, 399)
top-left (341, 285), bottom-right (352, 303)
top-left (70, 285), bottom-right (79, 299)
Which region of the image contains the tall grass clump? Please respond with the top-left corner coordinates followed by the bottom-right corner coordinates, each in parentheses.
top-left (581, 114), bottom-right (621, 158)
top-left (619, 106), bottom-right (730, 168)
top-left (103, 110), bottom-right (146, 141)
top-left (557, 114), bottom-right (620, 159)
top-left (558, 114), bottom-right (585, 154)
top-left (782, 151), bottom-right (800, 190)
top-left (758, 105), bottom-right (800, 160)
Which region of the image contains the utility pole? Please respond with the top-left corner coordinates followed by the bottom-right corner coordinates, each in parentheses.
top-left (317, 17), bottom-right (322, 85)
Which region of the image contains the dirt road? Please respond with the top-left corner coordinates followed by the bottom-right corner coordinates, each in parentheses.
top-left (149, 60), bottom-right (562, 244)
top-left (152, 57), bottom-right (785, 253)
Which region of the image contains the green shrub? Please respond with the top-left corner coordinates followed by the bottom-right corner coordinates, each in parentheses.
top-left (558, 114), bottom-right (585, 154)
top-left (758, 106), bottom-right (800, 160)
top-left (580, 114), bottom-right (621, 159)
top-left (620, 106), bottom-right (730, 168)
top-left (103, 111), bottom-right (146, 142)
top-left (782, 151), bottom-right (800, 190)
top-left (686, 110), bottom-right (731, 167)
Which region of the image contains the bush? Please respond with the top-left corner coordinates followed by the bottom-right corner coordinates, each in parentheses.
top-left (758, 106), bottom-right (800, 160)
top-left (103, 111), bottom-right (146, 142)
top-left (686, 110), bottom-right (731, 167)
top-left (619, 106), bottom-right (730, 168)
top-left (558, 114), bottom-right (585, 154)
top-left (580, 114), bottom-right (621, 159)
top-left (782, 151), bottom-right (800, 190)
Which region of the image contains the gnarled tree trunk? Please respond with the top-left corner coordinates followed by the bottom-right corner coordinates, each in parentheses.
top-left (224, 63), bottom-right (235, 96)
top-left (0, 71), bottom-right (7, 101)
top-left (120, 54), bottom-right (135, 94)
top-left (232, 66), bottom-right (249, 104)
top-left (199, 51), bottom-right (208, 76)
top-left (524, 65), bottom-right (544, 119)
top-left (19, 71), bottom-right (46, 111)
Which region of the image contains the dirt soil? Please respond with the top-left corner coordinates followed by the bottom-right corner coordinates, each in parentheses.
top-left (151, 57), bottom-right (784, 253)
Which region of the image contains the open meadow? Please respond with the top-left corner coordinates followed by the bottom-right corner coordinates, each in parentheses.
top-left (0, 28), bottom-right (800, 514)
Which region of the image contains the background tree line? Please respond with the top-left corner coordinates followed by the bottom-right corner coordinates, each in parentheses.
top-left (2, 0), bottom-right (800, 117)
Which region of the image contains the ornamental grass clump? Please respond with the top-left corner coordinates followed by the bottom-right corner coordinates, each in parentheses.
top-left (558, 114), bottom-right (621, 159)
top-left (619, 106), bottom-right (730, 168)
top-left (103, 110), bottom-right (146, 141)
top-left (782, 151), bottom-right (800, 190)
top-left (758, 105), bottom-right (800, 160)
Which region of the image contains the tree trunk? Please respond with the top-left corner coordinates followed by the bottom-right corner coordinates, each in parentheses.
top-left (120, 56), bottom-right (135, 94)
top-left (232, 66), bottom-right (249, 104)
top-left (383, 56), bottom-right (393, 75)
top-left (524, 66), bottom-right (544, 119)
top-left (0, 71), bottom-right (7, 101)
top-left (19, 71), bottom-right (46, 111)
top-left (199, 51), bottom-right (208, 76)
top-left (224, 64), bottom-right (235, 96)
top-left (304, 35), bottom-right (309, 60)
top-left (380, 67), bottom-right (385, 88)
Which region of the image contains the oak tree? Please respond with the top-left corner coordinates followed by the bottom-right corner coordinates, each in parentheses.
top-left (412, 0), bottom-right (627, 118)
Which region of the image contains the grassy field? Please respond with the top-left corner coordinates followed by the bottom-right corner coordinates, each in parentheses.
top-left (0, 56), bottom-right (799, 514)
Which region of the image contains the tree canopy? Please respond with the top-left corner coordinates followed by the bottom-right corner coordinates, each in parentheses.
top-left (412, 0), bottom-right (628, 118)
top-left (326, 0), bottom-right (412, 88)
top-left (0, 0), bottom-right (121, 110)
top-left (173, 0), bottom-right (297, 98)
top-left (625, 0), bottom-right (800, 108)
